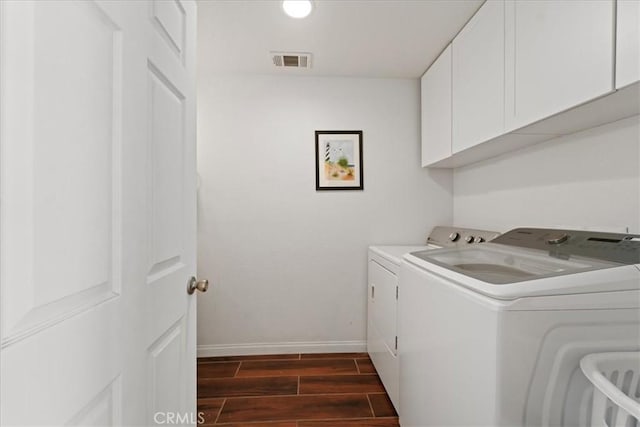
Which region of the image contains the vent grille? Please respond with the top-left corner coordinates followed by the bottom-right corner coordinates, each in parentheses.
top-left (271, 52), bottom-right (312, 69)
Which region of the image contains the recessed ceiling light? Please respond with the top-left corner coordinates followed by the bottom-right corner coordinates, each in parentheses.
top-left (282, 0), bottom-right (313, 19)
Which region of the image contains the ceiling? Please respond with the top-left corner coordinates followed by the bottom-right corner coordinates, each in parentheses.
top-left (197, 0), bottom-right (483, 79)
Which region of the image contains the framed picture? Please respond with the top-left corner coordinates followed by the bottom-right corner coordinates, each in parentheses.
top-left (315, 130), bottom-right (363, 191)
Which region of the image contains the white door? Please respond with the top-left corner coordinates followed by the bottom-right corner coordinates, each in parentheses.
top-left (451, 0), bottom-right (504, 153)
top-left (421, 44), bottom-right (452, 166)
top-left (616, 0), bottom-right (640, 89)
top-left (504, 0), bottom-right (614, 130)
top-left (0, 1), bottom-right (199, 425)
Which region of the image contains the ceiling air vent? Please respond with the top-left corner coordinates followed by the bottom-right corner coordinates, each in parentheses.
top-left (271, 52), bottom-right (312, 69)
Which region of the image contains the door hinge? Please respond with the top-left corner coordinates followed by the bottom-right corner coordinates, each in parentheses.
top-left (395, 336), bottom-right (398, 350)
top-left (396, 286), bottom-right (398, 300)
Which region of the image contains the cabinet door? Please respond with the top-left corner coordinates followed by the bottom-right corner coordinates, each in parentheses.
top-left (452, 0), bottom-right (505, 153)
top-left (367, 259), bottom-right (400, 410)
top-left (369, 260), bottom-right (398, 357)
top-left (505, 0), bottom-right (614, 130)
top-left (616, 0), bottom-right (640, 89)
top-left (421, 45), bottom-right (452, 166)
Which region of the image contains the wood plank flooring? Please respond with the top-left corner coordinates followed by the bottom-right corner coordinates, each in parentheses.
top-left (198, 353), bottom-right (399, 426)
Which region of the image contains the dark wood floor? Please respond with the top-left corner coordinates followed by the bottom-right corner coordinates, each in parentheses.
top-left (197, 353), bottom-right (400, 426)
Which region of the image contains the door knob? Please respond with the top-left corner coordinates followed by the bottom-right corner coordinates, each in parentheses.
top-left (187, 277), bottom-right (209, 295)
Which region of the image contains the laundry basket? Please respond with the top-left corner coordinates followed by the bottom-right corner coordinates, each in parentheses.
top-left (580, 352), bottom-right (640, 427)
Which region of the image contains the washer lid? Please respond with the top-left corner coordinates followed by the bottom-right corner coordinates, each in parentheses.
top-left (412, 244), bottom-right (617, 285)
top-left (406, 243), bottom-right (640, 299)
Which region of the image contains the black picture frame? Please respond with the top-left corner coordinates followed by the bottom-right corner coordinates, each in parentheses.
top-left (315, 130), bottom-right (364, 191)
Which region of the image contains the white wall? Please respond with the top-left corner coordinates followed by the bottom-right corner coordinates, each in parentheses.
top-left (453, 116), bottom-right (640, 233)
top-left (197, 74), bottom-right (452, 356)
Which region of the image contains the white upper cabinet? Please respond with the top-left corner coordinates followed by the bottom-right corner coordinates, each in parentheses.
top-left (616, 0), bottom-right (640, 89)
top-left (452, 0), bottom-right (505, 154)
top-left (504, 0), bottom-right (615, 131)
top-left (421, 45), bottom-right (452, 166)
top-left (422, 0), bottom-right (637, 168)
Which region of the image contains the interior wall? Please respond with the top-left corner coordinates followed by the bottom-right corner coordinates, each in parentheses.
top-left (453, 116), bottom-right (640, 234)
top-left (196, 74), bottom-right (452, 356)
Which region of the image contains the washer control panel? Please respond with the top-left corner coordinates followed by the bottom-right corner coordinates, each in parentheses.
top-left (428, 227), bottom-right (501, 248)
top-left (492, 228), bottom-right (640, 264)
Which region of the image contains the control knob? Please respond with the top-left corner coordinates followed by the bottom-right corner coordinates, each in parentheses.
top-left (449, 232), bottom-right (460, 242)
top-left (547, 233), bottom-right (569, 245)
top-left (473, 236), bottom-right (485, 243)
top-left (465, 235), bottom-right (474, 243)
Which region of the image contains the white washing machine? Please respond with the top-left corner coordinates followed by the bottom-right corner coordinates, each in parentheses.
top-left (398, 228), bottom-right (640, 427)
top-left (367, 226), bottom-right (500, 413)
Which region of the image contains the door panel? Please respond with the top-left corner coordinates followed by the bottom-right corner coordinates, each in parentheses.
top-left (370, 261), bottom-right (398, 356)
top-left (504, 0), bottom-right (614, 130)
top-left (1, 0), bottom-right (122, 345)
top-left (67, 378), bottom-right (122, 427)
top-left (32, 0), bottom-right (121, 308)
top-left (147, 62), bottom-right (186, 282)
top-left (452, 0), bottom-right (504, 153)
top-left (421, 44), bottom-right (452, 166)
top-left (1, 301), bottom-right (121, 425)
top-left (147, 319), bottom-right (185, 425)
top-left (616, 0), bottom-right (640, 89)
top-left (151, 0), bottom-right (186, 62)
top-left (1, 1), bottom-right (197, 425)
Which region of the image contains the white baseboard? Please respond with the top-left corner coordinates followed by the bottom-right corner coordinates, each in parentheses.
top-left (197, 340), bottom-right (367, 358)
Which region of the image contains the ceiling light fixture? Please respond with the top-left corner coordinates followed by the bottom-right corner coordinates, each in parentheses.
top-left (282, 0), bottom-right (313, 19)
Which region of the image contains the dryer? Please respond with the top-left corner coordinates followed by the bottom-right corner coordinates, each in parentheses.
top-left (398, 228), bottom-right (640, 426)
top-left (367, 226), bottom-right (500, 413)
